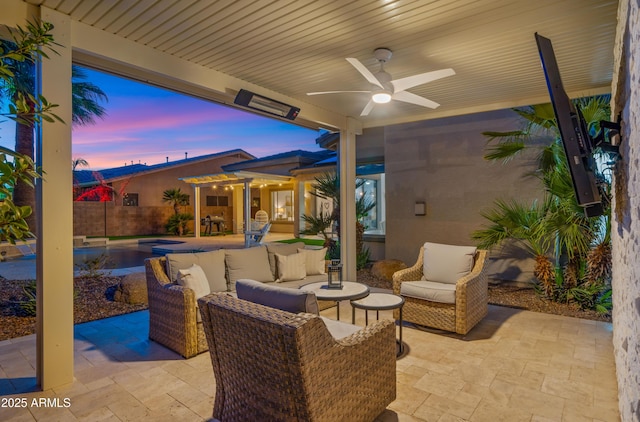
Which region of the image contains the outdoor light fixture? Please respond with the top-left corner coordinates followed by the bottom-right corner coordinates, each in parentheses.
top-left (372, 90), bottom-right (392, 104)
top-left (234, 89), bottom-right (300, 120)
top-left (327, 259), bottom-right (343, 289)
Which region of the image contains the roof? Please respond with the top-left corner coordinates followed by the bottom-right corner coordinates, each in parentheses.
top-left (74, 149), bottom-right (254, 186)
top-left (221, 149), bottom-right (334, 173)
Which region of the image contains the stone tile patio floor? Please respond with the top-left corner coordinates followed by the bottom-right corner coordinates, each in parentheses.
top-left (0, 301), bottom-right (619, 421)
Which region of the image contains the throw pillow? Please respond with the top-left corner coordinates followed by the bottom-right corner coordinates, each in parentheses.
top-left (298, 247), bottom-right (327, 275)
top-left (225, 246), bottom-right (273, 290)
top-left (275, 252), bottom-right (307, 282)
top-left (422, 242), bottom-right (477, 284)
top-left (166, 250), bottom-right (227, 292)
top-left (176, 264), bottom-right (211, 299)
top-left (266, 242), bottom-right (305, 278)
top-left (236, 278), bottom-right (319, 314)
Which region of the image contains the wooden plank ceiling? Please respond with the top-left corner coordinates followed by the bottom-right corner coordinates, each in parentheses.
top-left (27, 0), bottom-right (618, 128)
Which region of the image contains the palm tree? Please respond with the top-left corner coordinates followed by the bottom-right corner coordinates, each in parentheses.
top-left (473, 95), bottom-right (612, 310)
top-left (1, 59), bottom-right (108, 235)
top-left (301, 172), bottom-right (375, 266)
top-left (162, 188), bottom-right (190, 215)
top-left (71, 66), bottom-right (108, 126)
top-left (162, 188), bottom-right (191, 236)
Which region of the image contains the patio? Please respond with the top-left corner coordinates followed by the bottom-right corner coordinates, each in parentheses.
top-left (0, 300), bottom-right (618, 421)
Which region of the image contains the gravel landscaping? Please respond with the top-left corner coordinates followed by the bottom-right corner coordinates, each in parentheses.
top-left (0, 268), bottom-right (611, 342)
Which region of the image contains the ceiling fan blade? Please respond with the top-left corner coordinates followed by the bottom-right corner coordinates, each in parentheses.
top-left (360, 99), bottom-right (376, 116)
top-left (346, 58), bottom-right (384, 89)
top-left (393, 91), bottom-right (440, 109)
top-left (391, 68), bottom-right (455, 92)
top-left (307, 90), bottom-right (371, 95)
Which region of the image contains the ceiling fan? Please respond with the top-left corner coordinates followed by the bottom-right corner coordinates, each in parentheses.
top-left (307, 48), bottom-right (455, 116)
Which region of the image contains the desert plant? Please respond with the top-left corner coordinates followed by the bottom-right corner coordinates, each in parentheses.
top-left (166, 212), bottom-right (193, 236)
top-left (162, 188), bottom-right (190, 215)
top-left (473, 95), bottom-right (612, 313)
top-left (301, 172), bottom-right (375, 264)
top-left (75, 253), bottom-right (113, 278)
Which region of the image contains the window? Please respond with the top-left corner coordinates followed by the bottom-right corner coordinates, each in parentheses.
top-left (123, 193), bottom-right (138, 206)
top-left (272, 190), bottom-right (294, 221)
top-left (206, 195), bottom-right (229, 206)
top-left (357, 174), bottom-right (385, 234)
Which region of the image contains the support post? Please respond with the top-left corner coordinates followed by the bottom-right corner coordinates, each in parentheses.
top-left (36, 7), bottom-right (74, 390)
top-left (243, 181), bottom-right (252, 247)
top-left (193, 185), bottom-right (200, 238)
top-left (339, 117), bottom-right (362, 281)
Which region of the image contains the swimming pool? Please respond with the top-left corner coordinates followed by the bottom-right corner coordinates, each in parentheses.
top-left (7, 240), bottom-right (183, 269)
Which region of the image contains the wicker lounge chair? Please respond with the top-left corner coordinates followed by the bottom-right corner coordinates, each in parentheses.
top-left (198, 293), bottom-right (397, 422)
top-left (393, 243), bottom-right (488, 335)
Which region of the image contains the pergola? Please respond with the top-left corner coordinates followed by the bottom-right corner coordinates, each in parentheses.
top-left (1, 0), bottom-right (619, 391)
top-left (179, 170), bottom-right (294, 244)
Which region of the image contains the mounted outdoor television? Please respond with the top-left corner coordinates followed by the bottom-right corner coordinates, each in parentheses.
top-left (535, 33), bottom-right (604, 217)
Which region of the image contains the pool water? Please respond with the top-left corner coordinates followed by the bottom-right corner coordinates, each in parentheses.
top-left (9, 240), bottom-right (183, 269)
top-left (73, 245), bottom-right (160, 269)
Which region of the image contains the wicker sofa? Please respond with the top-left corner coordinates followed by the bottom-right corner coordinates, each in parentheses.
top-left (144, 242), bottom-right (333, 358)
top-left (198, 292), bottom-right (396, 422)
top-left (392, 242), bottom-right (488, 335)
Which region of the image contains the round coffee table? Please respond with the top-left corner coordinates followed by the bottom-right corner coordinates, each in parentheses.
top-left (351, 293), bottom-right (405, 357)
top-left (300, 281), bottom-right (369, 321)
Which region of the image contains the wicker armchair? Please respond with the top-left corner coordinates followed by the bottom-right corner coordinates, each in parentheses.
top-left (198, 293), bottom-right (397, 422)
top-left (145, 257), bottom-right (208, 358)
top-left (393, 246), bottom-right (488, 335)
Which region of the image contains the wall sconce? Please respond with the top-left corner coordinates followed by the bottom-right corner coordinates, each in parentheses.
top-left (234, 89), bottom-right (300, 120)
top-left (415, 201), bottom-right (426, 216)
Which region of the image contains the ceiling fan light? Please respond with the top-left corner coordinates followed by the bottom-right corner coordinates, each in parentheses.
top-left (372, 92), bottom-right (392, 104)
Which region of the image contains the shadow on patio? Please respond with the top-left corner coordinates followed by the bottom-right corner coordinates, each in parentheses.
top-left (0, 302), bottom-right (619, 421)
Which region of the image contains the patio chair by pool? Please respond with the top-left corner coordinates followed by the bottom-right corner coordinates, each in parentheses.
top-left (393, 242), bottom-right (488, 335)
top-left (245, 221), bottom-right (271, 247)
top-left (198, 292), bottom-right (396, 422)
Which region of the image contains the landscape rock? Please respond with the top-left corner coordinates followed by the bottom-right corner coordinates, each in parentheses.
top-left (114, 272), bottom-right (148, 305)
top-left (371, 259), bottom-right (407, 282)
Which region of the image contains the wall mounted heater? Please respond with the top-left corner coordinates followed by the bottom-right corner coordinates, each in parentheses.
top-left (233, 89), bottom-right (300, 120)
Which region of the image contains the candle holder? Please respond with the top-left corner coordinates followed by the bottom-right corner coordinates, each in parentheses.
top-left (327, 259), bottom-right (343, 289)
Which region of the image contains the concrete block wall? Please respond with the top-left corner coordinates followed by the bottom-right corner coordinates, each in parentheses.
top-left (611, 1), bottom-right (640, 420)
top-left (382, 108), bottom-right (542, 283)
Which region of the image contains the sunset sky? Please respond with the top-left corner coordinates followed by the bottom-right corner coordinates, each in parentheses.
top-left (0, 66), bottom-right (322, 170)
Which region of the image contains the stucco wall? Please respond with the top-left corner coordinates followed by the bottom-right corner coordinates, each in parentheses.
top-left (382, 108), bottom-right (542, 283)
top-left (611, 1), bottom-right (640, 420)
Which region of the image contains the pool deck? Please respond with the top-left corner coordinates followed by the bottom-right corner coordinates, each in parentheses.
top-left (0, 233), bottom-right (297, 281)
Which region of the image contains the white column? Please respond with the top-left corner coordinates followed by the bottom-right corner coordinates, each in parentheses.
top-left (294, 180), bottom-right (304, 238)
top-left (36, 7), bottom-right (74, 389)
top-left (232, 186), bottom-right (243, 233)
top-left (339, 117), bottom-right (362, 281)
top-left (193, 185), bottom-right (200, 238)
top-left (243, 181), bottom-right (251, 247)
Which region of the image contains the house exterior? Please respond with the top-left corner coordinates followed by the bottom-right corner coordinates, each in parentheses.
top-left (73, 149), bottom-right (254, 236)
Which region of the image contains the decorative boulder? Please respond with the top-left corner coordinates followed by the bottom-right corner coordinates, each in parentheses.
top-left (371, 259), bottom-right (407, 282)
top-left (114, 272), bottom-right (148, 305)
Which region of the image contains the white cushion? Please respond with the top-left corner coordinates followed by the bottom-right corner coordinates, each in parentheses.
top-left (298, 247), bottom-right (327, 275)
top-left (166, 250), bottom-right (227, 292)
top-left (320, 316), bottom-right (362, 340)
top-left (225, 246), bottom-right (274, 290)
top-left (401, 280), bottom-right (456, 304)
top-left (236, 278), bottom-right (318, 314)
top-left (275, 252), bottom-right (307, 282)
top-left (266, 242), bottom-right (305, 277)
top-left (176, 264), bottom-right (211, 299)
top-left (422, 242), bottom-right (477, 284)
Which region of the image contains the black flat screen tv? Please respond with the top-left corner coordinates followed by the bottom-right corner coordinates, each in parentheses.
top-left (535, 33), bottom-right (604, 217)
